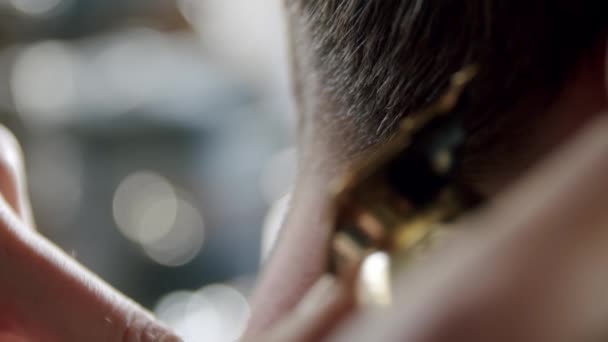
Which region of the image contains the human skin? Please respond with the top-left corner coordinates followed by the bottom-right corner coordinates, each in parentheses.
top-left (0, 126), bottom-right (181, 342)
top-left (0, 37), bottom-right (605, 342)
top-left (245, 39), bottom-right (608, 340)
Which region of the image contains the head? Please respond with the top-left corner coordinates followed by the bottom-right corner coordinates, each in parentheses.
top-left (287, 0), bottom-right (608, 195)
top-left (248, 0), bottom-right (608, 334)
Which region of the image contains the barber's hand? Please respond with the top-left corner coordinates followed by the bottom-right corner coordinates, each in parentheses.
top-left (0, 126), bottom-right (181, 342)
top-left (250, 115), bottom-right (608, 342)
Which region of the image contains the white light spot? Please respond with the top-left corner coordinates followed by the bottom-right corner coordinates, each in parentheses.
top-left (143, 199), bottom-right (205, 267)
top-left (11, 41), bottom-right (78, 124)
top-left (198, 285), bottom-right (251, 342)
top-left (359, 252), bottom-right (392, 306)
top-left (178, 0), bottom-right (289, 99)
top-left (155, 285), bottom-right (250, 342)
top-left (154, 291), bottom-right (194, 328)
top-left (10, 0), bottom-right (64, 16)
top-left (113, 171), bottom-right (178, 245)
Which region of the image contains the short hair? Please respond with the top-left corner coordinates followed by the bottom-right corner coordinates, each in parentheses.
top-left (286, 0), bottom-right (607, 173)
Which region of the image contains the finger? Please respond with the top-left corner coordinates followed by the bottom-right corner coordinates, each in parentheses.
top-left (0, 198), bottom-right (181, 342)
top-left (247, 174), bottom-right (337, 335)
top-left (329, 115), bottom-right (608, 342)
top-left (247, 275), bottom-right (354, 342)
top-left (0, 125), bottom-right (34, 227)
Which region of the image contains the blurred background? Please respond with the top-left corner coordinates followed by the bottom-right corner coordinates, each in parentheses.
top-left (0, 1), bottom-right (294, 340)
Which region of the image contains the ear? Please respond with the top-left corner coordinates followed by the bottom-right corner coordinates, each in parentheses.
top-left (0, 126), bottom-right (33, 228)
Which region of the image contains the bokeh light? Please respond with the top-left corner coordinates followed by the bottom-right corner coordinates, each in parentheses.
top-left (155, 284), bottom-right (251, 342)
top-left (143, 199), bottom-right (206, 267)
top-left (113, 171), bottom-right (206, 267)
top-left (2, 0), bottom-right (290, 329)
top-left (177, 0), bottom-right (290, 108)
top-left (113, 171), bottom-right (178, 245)
top-left (10, 0), bottom-right (65, 16)
top-left (11, 41), bottom-right (78, 125)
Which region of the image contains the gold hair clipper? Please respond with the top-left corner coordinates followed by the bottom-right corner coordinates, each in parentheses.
top-left (329, 66), bottom-right (480, 306)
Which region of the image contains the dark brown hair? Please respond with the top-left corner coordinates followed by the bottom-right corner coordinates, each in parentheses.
top-left (287, 0), bottom-right (607, 168)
